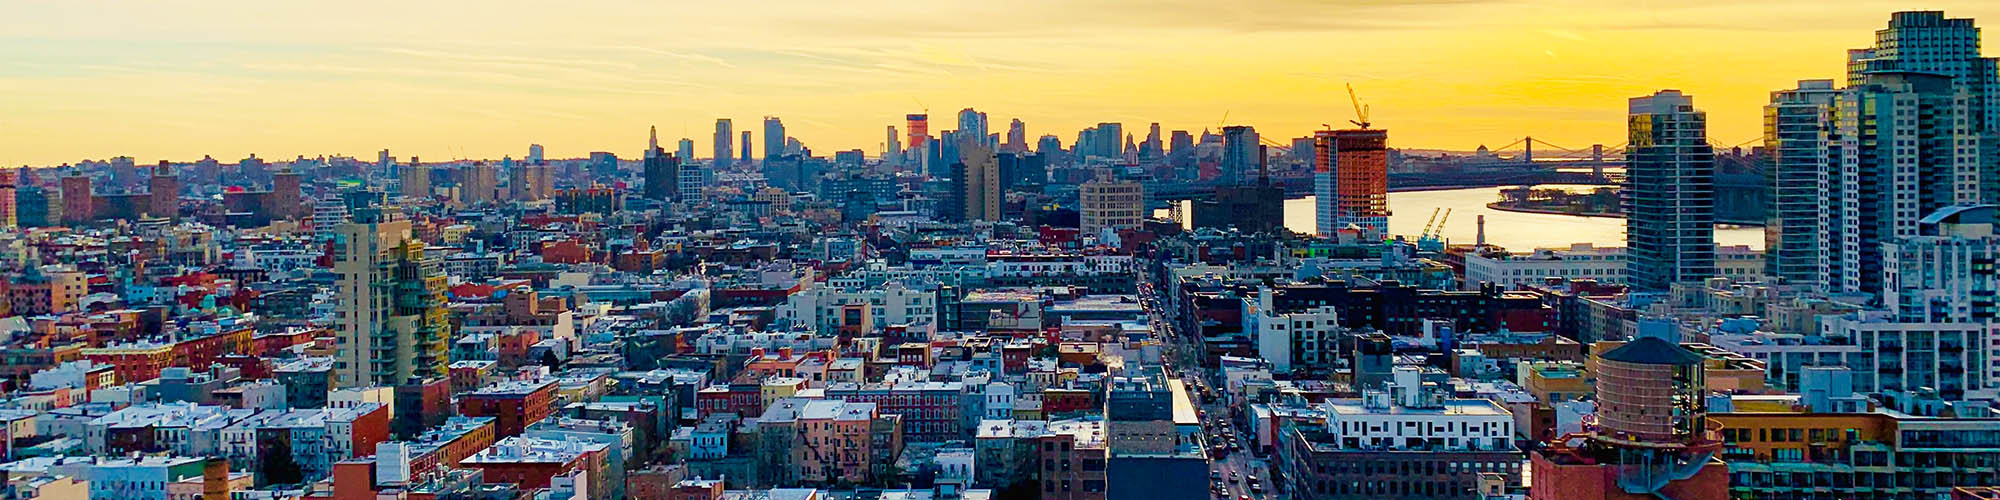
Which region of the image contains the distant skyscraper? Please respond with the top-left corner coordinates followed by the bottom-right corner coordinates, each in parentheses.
top-left (740, 131), bottom-right (752, 164)
top-left (238, 154), bottom-right (268, 184)
top-left (1169, 130), bottom-right (1194, 177)
top-left (108, 156), bottom-right (137, 190)
top-left (763, 116), bottom-right (786, 163)
top-left (643, 130), bottom-right (679, 201)
top-left (1763, 80), bottom-right (1840, 288)
top-left (1625, 90), bottom-right (1716, 291)
top-left (1096, 123), bottom-right (1123, 159)
top-left (335, 208), bottom-right (450, 388)
top-left (886, 125), bottom-right (902, 159)
top-left (906, 114), bottom-right (929, 159)
top-left (957, 108), bottom-right (988, 148)
top-left (1314, 129), bottom-right (1390, 239)
top-left (959, 143), bottom-right (999, 222)
top-left (1221, 126), bottom-right (1259, 185)
top-left (1006, 119), bottom-right (1026, 153)
top-left (59, 174), bottom-right (90, 224)
top-left (1037, 135), bottom-right (1062, 156)
top-left (676, 138), bottom-right (695, 163)
top-left (1142, 123), bottom-right (1163, 159)
top-left (587, 152), bottom-right (617, 178)
top-left (714, 119), bottom-right (733, 164)
top-left (1825, 72), bottom-right (1981, 296)
top-left (509, 157), bottom-right (552, 201)
top-left (272, 167), bottom-right (301, 220)
top-left (378, 149), bottom-right (393, 173)
top-left (1194, 150), bottom-right (1282, 235)
top-left (647, 126), bottom-right (660, 158)
top-left (527, 144), bottom-right (544, 164)
top-left (148, 161), bottom-right (178, 220)
top-left (461, 162), bottom-right (499, 207)
top-left (400, 157), bottom-right (430, 199)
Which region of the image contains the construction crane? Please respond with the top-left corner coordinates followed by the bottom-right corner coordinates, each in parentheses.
top-left (1420, 208), bottom-right (1441, 238)
top-left (1346, 83), bottom-right (1371, 129)
top-left (1417, 208), bottom-right (1451, 253)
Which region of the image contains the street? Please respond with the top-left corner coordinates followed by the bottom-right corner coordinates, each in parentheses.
top-left (1141, 278), bottom-right (1280, 500)
top-left (1204, 407), bottom-right (1276, 500)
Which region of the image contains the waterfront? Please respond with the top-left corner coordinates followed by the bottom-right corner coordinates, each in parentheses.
top-left (1164, 185), bottom-right (1766, 251)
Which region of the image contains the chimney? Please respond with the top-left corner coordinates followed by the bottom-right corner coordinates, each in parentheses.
top-left (202, 458), bottom-right (229, 500)
top-left (749, 347), bottom-right (765, 358)
top-left (1257, 144), bottom-right (1269, 184)
top-left (778, 347), bottom-right (793, 358)
top-left (1476, 215), bottom-right (1487, 247)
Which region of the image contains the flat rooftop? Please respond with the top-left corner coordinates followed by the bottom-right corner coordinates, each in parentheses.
top-left (1323, 398), bottom-right (1509, 417)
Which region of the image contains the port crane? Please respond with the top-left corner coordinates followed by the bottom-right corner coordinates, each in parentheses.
top-left (1417, 208), bottom-right (1450, 252)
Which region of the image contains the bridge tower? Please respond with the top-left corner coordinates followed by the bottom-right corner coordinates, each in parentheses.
top-left (1591, 144), bottom-right (1605, 180)
top-left (1523, 136), bottom-right (1533, 163)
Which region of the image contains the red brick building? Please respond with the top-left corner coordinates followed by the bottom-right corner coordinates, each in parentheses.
top-left (460, 436), bottom-right (609, 498)
top-left (694, 382), bottom-right (762, 418)
top-left (458, 379), bottom-right (557, 437)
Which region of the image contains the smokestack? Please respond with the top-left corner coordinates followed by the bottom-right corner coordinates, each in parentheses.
top-left (1476, 215), bottom-right (1487, 247)
top-left (1257, 145), bottom-right (1269, 184)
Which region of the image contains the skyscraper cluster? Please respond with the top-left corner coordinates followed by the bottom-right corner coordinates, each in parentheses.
top-left (1761, 10), bottom-right (1998, 297)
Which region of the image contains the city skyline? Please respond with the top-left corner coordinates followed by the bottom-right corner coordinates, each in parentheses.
top-left (7, 0), bottom-right (1998, 166)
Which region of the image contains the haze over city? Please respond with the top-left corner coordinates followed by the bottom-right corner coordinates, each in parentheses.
top-left (6, 0), bottom-right (1997, 165)
top-left (15, 3), bottom-right (2000, 500)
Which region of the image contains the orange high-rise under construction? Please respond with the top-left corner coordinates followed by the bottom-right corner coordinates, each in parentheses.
top-left (1312, 128), bottom-right (1389, 238)
top-left (906, 114), bottom-right (929, 152)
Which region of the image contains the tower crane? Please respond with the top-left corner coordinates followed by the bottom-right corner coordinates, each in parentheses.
top-left (1346, 83), bottom-right (1371, 129)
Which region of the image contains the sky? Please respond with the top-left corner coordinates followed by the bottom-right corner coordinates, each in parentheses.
top-left (4, 0), bottom-right (1998, 167)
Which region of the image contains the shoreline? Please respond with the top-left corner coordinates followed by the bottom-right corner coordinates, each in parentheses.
top-left (1485, 202), bottom-right (1621, 219)
top-left (1486, 202), bottom-right (1767, 227)
top-left (1386, 183), bottom-right (1615, 194)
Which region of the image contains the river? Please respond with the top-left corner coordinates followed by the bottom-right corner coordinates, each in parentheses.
top-left (1161, 185), bottom-right (1765, 251)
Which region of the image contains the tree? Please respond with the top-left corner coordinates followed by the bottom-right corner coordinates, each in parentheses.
top-left (994, 479), bottom-right (1039, 500)
top-left (259, 437), bottom-right (304, 486)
